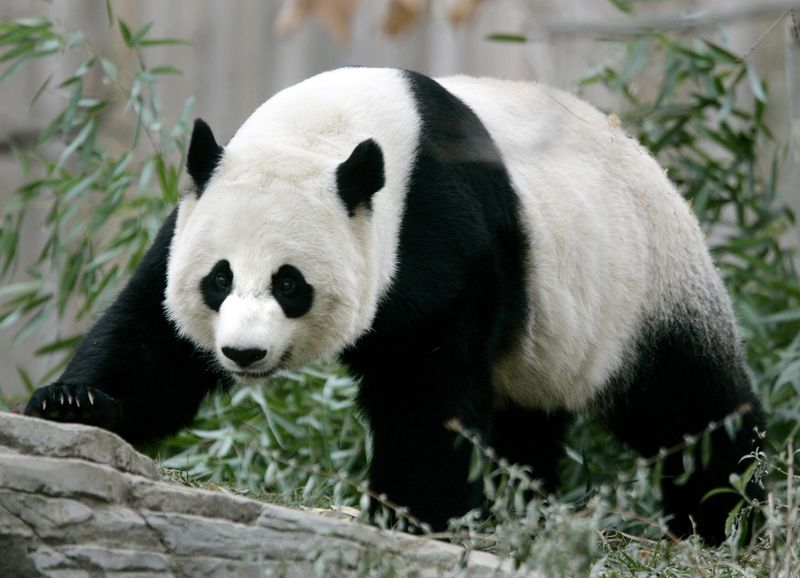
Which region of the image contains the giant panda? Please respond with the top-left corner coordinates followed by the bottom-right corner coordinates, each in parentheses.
top-left (24, 67), bottom-right (764, 544)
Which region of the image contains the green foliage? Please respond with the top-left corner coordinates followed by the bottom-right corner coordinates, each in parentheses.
top-left (520, 33), bottom-right (800, 538)
top-left (2, 2), bottom-right (799, 576)
top-left (583, 36), bottom-right (799, 376)
top-left (488, 20), bottom-right (799, 577)
top-left (448, 419), bottom-right (796, 578)
top-left (151, 365), bottom-right (368, 507)
top-left (0, 10), bottom-right (193, 387)
top-left (577, 29), bottom-right (800, 461)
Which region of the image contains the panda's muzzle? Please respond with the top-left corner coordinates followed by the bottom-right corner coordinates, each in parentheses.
top-left (221, 347), bottom-right (293, 382)
top-left (221, 346), bottom-right (267, 368)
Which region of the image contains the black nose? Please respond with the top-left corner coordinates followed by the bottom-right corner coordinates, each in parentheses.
top-left (221, 347), bottom-right (267, 368)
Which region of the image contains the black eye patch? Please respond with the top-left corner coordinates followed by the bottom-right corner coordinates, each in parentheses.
top-left (201, 259), bottom-right (233, 311)
top-left (272, 264), bottom-right (313, 318)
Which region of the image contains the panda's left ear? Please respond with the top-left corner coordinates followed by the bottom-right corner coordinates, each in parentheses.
top-left (336, 139), bottom-right (385, 217)
top-left (187, 118), bottom-right (224, 196)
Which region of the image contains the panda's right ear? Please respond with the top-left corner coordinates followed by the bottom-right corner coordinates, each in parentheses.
top-left (336, 139), bottom-right (385, 217)
top-left (187, 118), bottom-right (223, 196)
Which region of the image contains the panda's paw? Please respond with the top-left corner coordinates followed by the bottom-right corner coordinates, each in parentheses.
top-left (24, 383), bottom-right (121, 431)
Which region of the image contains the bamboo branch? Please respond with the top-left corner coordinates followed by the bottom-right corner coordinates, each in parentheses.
top-left (526, 1), bottom-right (798, 39)
top-left (787, 7), bottom-right (800, 258)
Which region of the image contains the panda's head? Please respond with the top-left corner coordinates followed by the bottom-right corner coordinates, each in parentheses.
top-left (164, 119), bottom-right (385, 380)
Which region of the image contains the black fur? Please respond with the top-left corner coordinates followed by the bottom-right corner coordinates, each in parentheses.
top-left (341, 70), bottom-right (530, 531)
top-left (187, 118), bottom-right (223, 194)
top-left (492, 406), bottom-right (573, 494)
top-left (24, 209), bottom-right (223, 442)
top-left (200, 259), bottom-right (233, 311)
top-left (336, 138), bottom-right (385, 216)
top-left (600, 309), bottom-right (764, 544)
top-left (271, 264), bottom-right (313, 318)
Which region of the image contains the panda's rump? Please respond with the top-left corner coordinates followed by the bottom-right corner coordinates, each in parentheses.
top-left (439, 77), bottom-right (721, 411)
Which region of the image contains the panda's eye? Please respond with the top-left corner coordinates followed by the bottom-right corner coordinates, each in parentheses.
top-left (201, 259), bottom-right (233, 312)
top-left (215, 271), bottom-right (231, 289)
top-left (271, 264), bottom-right (312, 318)
top-left (276, 277), bottom-right (296, 296)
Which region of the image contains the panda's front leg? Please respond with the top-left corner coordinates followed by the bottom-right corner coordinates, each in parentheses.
top-left (24, 383), bottom-right (121, 431)
top-left (23, 208), bottom-right (221, 443)
top-left (356, 361), bottom-right (494, 532)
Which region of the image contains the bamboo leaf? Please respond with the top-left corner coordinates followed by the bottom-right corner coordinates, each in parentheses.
top-left (140, 38), bottom-right (191, 47)
top-left (747, 65), bottom-right (767, 103)
top-left (55, 117), bottom-right (95, 172)
top-left (150, 65), bottom-right (182, 76)
top-left (118, 19), bottom-right (132, 46)
top-left (131, 22), bottom-right (154, 46)
top-left (485, 33), bottom-right (528, 43)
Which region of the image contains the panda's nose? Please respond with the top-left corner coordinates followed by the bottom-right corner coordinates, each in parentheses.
top-left (221, 346), bottom-right (267, 368)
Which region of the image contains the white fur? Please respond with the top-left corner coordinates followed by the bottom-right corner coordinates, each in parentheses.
top-left (166, 68), bottom-right (724, 412)
top-left (439, 76), bottom-right (722, 411)
top-left (165, 68), bottom-right (419, 373)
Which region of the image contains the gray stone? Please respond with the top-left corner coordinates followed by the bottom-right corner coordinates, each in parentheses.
top-left (86, 505), bottom-right (158, 546)
top-left (128, 475), bottom-right (262, 524)
top-left (0, 491), bottom-right (94, 537)
top-left (0, 411), bottom-right (541, 578)
top-left (59, 546), bottom-right (170, 572)
top-left (0, 501), bottom-right (35, 538)
top-left (0, 537), bottom-right (39, 577)
top-left (176, 556), bottom-right (270, 578)
top-left (29, 546), bottom-right (67, 571)
top-left (104, 574), bottom-right (174, 578)
top-left (0, 454), bottom-right (126, 502)
top-left (0, 413), bottom-right (158, 479)
top-left (0, 443), bottom-right (20, 455)
top-left (143, 512), bottom-right (300, 559)
top-left (38, 571), bottom-right (90, 578)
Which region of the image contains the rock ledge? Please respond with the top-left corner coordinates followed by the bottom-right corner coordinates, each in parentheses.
top-left (0, 412), bottom-right (540, 577)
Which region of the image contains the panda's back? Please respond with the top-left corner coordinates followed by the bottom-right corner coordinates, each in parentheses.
top-left (223, 68), bottom-right (733, 412)
top-left (438, 76), bottom-right (727, 411)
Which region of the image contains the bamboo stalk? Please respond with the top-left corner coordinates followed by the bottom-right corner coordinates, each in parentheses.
top-left (527, 1), bottom-right (798, 39)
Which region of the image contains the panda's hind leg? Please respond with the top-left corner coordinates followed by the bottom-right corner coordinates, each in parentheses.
top-left (602, 317), bottom-right (765, 544)
top-left (491, 404), bottom-right (572, 496)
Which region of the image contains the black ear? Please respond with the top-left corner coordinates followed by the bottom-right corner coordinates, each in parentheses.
top-left (336, 139), bottom-right (385, 217)
top-left (187, 118), bottom-right (223, 196)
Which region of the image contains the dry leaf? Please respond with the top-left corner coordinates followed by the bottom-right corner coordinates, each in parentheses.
top-left (275, 0), bottom-right (361, 45)
top-left (448, 0), bottom-right (483, 26)
top-left (383, 0), bottom-right (427, 37)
